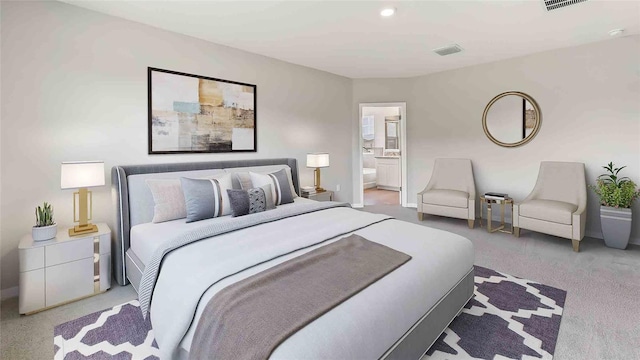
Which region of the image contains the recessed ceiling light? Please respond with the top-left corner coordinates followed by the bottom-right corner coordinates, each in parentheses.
top-left (608, 29), bottom-right (624, 36)
top-left (380, 8), bottom-right (396, 17)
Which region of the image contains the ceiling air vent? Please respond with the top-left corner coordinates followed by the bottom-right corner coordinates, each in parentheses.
top-left (544, 0), bottom-right (588, 11)
top-left (433, 44), bottom-right (463, 56)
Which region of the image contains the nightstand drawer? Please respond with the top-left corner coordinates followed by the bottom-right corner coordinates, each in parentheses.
top-left (19, 247), bottom-right (44, 272)
top-left (45, 258), bottom-right (94, 307)
top-left (45, 236), bottom-right (93, 266)
top-left (312, 192), bottom-right (333, 201)
top-left (19, 269), bottom-right (45, 314)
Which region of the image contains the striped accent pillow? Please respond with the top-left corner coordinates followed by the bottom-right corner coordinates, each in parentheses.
top-left (249, 169), bottom-right (295, 206)
top-left (180, 174), bottom-right (233, 223)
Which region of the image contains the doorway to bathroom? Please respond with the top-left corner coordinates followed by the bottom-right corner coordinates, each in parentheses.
top-left (356, 102), bottom-right (407, 208)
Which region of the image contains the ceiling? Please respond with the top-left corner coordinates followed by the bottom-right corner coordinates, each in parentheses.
top-left (61, 0), bottom-right (640, 79)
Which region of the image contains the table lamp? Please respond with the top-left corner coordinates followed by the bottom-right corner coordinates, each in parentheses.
top-left (306, 153), bottom-right (329, 192)
top-left (61, 161), bottom-right (105, 236)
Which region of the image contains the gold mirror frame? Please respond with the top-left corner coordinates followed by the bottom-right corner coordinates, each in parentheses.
top-left (482, 91), bottom-right (541, 148)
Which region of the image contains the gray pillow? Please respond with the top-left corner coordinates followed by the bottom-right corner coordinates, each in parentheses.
top-left (250, 169), bottom-right (295, 205)
top-left (180, 175), bottom-right (233, 223)
top-left (227, 185), bottom-right (275, 217)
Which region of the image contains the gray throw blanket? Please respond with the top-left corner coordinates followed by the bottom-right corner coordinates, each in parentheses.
top-left (189, 234), bottom-right (412, 360)
top-left (138, 201), bottom-right (351, 317)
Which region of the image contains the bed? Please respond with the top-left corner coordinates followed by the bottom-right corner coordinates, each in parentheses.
top-left (112, 158), bottom-right (474, 360)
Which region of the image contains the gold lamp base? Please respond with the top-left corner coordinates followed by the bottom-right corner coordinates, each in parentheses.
top-left (69, 187), bottom-right (98, 237)
top-left (314, 168), bottom-right (326, 193)
top-left (69, 223), bottom-right (98, 236)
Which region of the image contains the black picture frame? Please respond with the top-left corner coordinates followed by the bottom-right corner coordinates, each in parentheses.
top-left (147, 67), bottom-right (258, 155)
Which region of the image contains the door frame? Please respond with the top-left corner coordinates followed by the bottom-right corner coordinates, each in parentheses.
top-left (354, 102), bottom-right (408, 208)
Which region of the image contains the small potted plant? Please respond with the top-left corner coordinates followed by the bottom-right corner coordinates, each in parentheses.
top-left (33, 202), bottom-right (57, 241)
top-left (590, 162), bottom-right (640, 249)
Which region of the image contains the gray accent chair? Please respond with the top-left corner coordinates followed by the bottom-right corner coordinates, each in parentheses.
top-left (513, 161), bottom-right (587, 252)
top-left (417, 159), bottom-right (476, 228)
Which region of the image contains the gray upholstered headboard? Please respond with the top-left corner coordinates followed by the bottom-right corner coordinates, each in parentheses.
top-left (111, 158), bottom-right (300, 285)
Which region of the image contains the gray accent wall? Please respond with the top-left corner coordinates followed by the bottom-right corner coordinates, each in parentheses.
top-left (0, 1), bottom-right (352, 292)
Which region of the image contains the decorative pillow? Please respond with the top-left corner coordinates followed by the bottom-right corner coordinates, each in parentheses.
top-left (180, 174), bottom-right (233, 223)
top-left (145, 179), bottom-right (187, 223)
top-left (236, 167), bottom-right (298, 198)
top-left (250, 169), bottom-right (295, 206)
top-left (234, 172), bottom-right (254, 190)
top-left (227, 185), bottom-right (275, 217)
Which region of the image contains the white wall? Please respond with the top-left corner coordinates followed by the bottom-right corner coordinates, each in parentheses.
top-left (354, 35), bottom-right (640, 244)
top-left (362, 106), bottom-right (399, 149)
top-left (0, 1), bottom-right (352, 291)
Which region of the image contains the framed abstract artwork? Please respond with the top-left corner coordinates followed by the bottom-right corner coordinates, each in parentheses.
top-left (148, 67), bottom-right (257, 154)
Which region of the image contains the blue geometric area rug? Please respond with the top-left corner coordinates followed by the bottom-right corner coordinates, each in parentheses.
top-left (54, 266), bottom-right (566, 360)
top-left (426, 266), bottom-right (566, 360)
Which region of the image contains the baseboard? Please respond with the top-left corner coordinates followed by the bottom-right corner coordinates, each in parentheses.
top-left (406, 203), bottom-right (417, 208)
top-left (352, 203), bottom-right (364, 208)
top-left (585, 230), bottom-right (602, 240)
top-left (1, 286), bottom-right (19, 300)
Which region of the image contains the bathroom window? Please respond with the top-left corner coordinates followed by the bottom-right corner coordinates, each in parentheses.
top-left (362, 116), bottom-right (374, 141)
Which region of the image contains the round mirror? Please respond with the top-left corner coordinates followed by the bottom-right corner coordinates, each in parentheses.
top-left (482, 91), bottom-right (541, 147)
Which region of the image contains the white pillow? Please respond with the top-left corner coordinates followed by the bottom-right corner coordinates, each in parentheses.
top-left (146, 173), bottom-right (233, 223)
top-left (145, 179), bottom-right (186, 223)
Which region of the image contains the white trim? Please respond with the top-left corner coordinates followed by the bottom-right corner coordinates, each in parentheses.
top-left (1, 286), bottom-right (19, 300)
top-left (585, 230), bottom-right (640, 246)
top-left (585, 230), bottom-right (602, 240)
top-left (356, 102), bottom-right (408, 208)
top-left (406, 203), bottom-right (417, 208)
top-left (352, 203), bottom-right (364, 208)
top-left (116, 167), bottom-right (126, 285)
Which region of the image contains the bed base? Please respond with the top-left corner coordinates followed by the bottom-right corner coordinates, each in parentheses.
top-left (382, 267), bottom-right (474, 359)
top-left (167, 267), bottom-right (474, 360)
top-left (125, 250), bottom-right (144, 293)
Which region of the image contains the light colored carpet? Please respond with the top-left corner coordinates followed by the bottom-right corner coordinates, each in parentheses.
top-left (2, 204), bottom-right (639, 359)
top-left (364, 205), bottom-right (640, 360)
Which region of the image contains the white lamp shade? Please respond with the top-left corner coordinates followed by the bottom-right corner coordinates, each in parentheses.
top-left (306, 153), bottom-right (330, 168)
top-left (61, 161), bottom-right (105, 189)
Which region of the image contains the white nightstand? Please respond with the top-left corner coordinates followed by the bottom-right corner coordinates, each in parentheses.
top-left (302, 190), bottom-right (334, 202)
top-left (18, 223), bottom-right (111, 314)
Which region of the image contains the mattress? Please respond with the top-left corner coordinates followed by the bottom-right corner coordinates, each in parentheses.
top-left (172, 212), bottom-right (474, 358)
top-left (130, 197), bottom-right (316, 266)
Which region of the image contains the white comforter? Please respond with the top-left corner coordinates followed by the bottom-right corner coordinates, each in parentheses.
top-left (149, 206), bottom-right (474, 359)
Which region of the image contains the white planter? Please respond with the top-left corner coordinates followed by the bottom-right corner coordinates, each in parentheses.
top-left (32, 224), bottom-right (57, 242)
top-left (600, 206), bottom-right (632, 250)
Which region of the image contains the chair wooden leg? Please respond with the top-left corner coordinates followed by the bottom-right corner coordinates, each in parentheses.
top-left (572, 239), bottom-right (580, 252)
top-left (468, 219), bottom-right (474, 229)
top-left (418, 212), bottom-right (424, 221)
top-left (514, 227), bottom-right (520, 237)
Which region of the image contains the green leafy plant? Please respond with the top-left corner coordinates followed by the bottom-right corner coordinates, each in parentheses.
top-left (35, 202), bottom-right (55, 227)
top-left (590, 162), bottom-right (640, 208)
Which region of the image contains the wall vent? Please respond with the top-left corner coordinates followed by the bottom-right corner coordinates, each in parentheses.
top-left (544, 0), bottom-right (588, 11)
top-left (433, 44), bottom-right (463, 56)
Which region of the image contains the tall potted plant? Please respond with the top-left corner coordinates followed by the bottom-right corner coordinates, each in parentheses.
top-left (590, 162), bottom-right (640, 249)
top-left (33, 202), bottom-right (57, 241)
